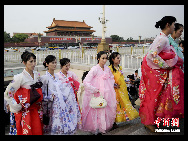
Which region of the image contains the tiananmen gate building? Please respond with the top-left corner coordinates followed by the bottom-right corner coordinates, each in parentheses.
top-left (44, 18), bottom-right (95, 37)
top-left (4, 18), bottom-right (112, 48)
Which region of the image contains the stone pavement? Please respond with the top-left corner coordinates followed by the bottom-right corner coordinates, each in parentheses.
top-left (75, 105), bottom-right (184, 135)
top-left (5, 104), bottom-right (183, 135)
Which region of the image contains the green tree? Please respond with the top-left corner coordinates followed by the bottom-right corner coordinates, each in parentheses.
top-left (127, 37), bottom-right (133, 41)
top-left (4, 31), bottom-right (11, 42)
top-left (12, 33), bottom-right (29, 43)
top-left (110, 35), bottom-right (124, 42)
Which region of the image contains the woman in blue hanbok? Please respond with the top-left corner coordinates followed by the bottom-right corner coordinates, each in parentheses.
top-left (169, 23), bottom-right (184, 61)
top-left (41, 55), bottom-right (81, 135)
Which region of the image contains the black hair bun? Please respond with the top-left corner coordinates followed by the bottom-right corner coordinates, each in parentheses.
top-left (43, 55), bottom-right (56, 68)
top-left (21, 51), bottom-right (29, 60)
top-left (43, 61), bottom-right (47, 68)
top-left (21, 51), bottom-right (36, 63)
top-left (155, 20), bottom-right (161, 28)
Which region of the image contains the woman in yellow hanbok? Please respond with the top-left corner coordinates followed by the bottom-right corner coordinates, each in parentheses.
top-left (109, 52), bottom-right (139, 123)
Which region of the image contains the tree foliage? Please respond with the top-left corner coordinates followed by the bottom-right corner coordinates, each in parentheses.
top-left (110, 35), bottom-right (124, 42)
top-left (4, 31), bottom-right (29, 43)
top-left (12, 33), bottom-right (29, 43)
top-left (4, 31), bottom-right (11, 42)
top-left (127, 37), bottom-right (133, 41)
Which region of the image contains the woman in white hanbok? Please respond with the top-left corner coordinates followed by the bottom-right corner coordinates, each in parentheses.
top-left (56, 58), bottom-right (81, 111)
top-left (41, 55), bottom-right (81, 135)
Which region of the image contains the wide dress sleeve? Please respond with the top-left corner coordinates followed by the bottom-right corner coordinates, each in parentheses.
top-left (40, 75), bottom-right (54, 101)
top-left (83, 66), bottom-right (99, 94)
top-left (70, 71), bottom-right (79, 82)
top-left (146, 35), bottom-right (170, 69)
top-left (4, 74), bottom-right (22, 113)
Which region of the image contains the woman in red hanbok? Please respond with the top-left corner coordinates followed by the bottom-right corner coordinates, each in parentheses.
top-left (4, 51), bottom-right (43, 135)
top-left (139, 16), bottom-right (184, 132)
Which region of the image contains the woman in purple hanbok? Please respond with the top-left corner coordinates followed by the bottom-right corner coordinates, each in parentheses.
top-left (41, 55), bottom-right (81, 135)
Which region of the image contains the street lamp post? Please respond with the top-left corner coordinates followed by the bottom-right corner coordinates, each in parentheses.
top-left (38, 33), bottom-right (42, 47)
top-left (102, 5), bottom-right (106, 40)
top-left (138, 36), bottom-right (141, 44)
top-left (97, 5), bottom-right (109, 53)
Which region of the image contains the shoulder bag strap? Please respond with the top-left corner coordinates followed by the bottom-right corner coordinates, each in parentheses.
top-left (46, 81), bottom-right (49, 115)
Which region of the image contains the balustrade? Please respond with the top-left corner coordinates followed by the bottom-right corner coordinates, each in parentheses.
top-left (4, 47), bottom-right (149, 70)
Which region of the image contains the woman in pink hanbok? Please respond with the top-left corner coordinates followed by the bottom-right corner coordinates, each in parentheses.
top-left (81, 51), bottom-right (117, 134)
top-left (139, 16), bottom-right (184, 132)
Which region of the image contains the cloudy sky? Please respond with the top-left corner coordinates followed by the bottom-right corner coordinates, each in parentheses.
top-left (4, 5), bottom-right (184, 40)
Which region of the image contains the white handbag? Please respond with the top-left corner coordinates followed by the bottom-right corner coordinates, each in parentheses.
top-left (89, 92), bottom-right (107, 108)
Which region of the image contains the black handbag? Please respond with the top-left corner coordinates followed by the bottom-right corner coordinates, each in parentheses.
top-left (43, 83), bottom-right (50, 125)
top-left (30, 82), bottom-right (43, 105)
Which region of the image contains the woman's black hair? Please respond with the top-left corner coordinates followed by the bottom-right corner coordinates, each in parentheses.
top-left (59, 58), bottom-right (70, 68)
top-left (43, 55), bottom-right (56, 68)
top-left (82, 71), bottom-right (89, 82)
top-left (129, 74), bottom-right (135, 80)
top-left (108, 52), bottom-right (121, 73)
top-left (97, 51), bottom-right (107, 63)
top-left (155, 16), bottom-right (176, 30)
top-left (174, 23), bottom-right (183, 32)
top-left (179, 40), bottom-right (184, 47)
top-left (21, 51), bottom-right (36, 63)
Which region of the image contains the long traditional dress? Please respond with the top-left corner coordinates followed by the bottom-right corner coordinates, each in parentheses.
top-left (77, 83), bottom-right (85, 111)
top-left (109, 65), bottom-right (139, 123)
top-left (4, 69), bottom-right (43, 135)
top-left (41, 71), bottom-right (81, 135)
top-left (56, 71), bottom-right (80, 105)
top-left (9, 112), bottom-right (17, 135)
top-left (139, 32), bottom-right (184, 125)
top-left (82, 64), bottom-right (117, 134)
top-left (4, 98), bottom-right (17, 135)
